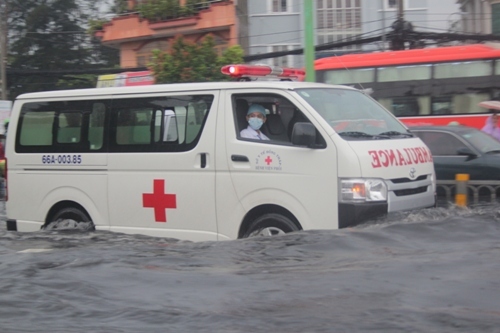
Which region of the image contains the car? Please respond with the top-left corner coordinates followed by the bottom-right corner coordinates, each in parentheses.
top-left (409, 125), bottom-right (500, 180)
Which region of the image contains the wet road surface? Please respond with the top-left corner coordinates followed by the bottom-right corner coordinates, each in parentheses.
top-left (1, 201), bottom-right (500, 332)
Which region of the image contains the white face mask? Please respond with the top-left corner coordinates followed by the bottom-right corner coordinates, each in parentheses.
top-left (248, 117), bottom-right (264, 130)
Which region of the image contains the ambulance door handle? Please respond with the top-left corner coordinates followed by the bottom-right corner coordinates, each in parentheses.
top-left (200, 153), bottom-right (207, 168)
top-left (231, 155), bottom-right (249, 162)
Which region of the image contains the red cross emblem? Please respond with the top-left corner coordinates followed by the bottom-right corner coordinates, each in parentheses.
top-left (142, 179), bottom-right (177, 222)
top-left (265, 156), bottom-right (273, 165)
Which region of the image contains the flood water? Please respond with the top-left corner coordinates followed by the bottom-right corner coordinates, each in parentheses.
top-left (1, 201), bottom-right (500, 333)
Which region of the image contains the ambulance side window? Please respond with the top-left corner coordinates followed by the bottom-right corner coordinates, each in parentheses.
top-left (232, 93), bottom-right (322, 146)
top-left (154, 109), bottom-right (178, 142)
top-left (18, 111), bottom-right (54, 147)
top-left (57, 112), bottom-right (82, 144)
top-left (16, 100), bottom-right (108, 153)
top-left (89, 104), bottom-right (105, 150)
top-left (109, 94), bottom-right (213, 152)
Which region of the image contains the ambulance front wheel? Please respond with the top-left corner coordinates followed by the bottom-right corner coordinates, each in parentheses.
top-left (243, 213), bottom-right (300, 238)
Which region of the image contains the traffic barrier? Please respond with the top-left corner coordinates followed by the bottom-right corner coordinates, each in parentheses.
top-left (436, 176), bottom-right (500, 206)
top-left (454, 174), bottom-right (469, 207)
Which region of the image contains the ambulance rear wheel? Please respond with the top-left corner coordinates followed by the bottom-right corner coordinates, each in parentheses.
top-left (243, 213), bottom-right (299, 238)
top-left (43, 207), bottom-right (95, 231)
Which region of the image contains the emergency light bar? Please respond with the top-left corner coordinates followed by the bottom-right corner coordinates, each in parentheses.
top-left (221, 64), bottom-right (305, 80)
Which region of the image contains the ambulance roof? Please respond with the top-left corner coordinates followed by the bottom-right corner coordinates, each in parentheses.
top-left (16, 81), bottom-right (357, 100)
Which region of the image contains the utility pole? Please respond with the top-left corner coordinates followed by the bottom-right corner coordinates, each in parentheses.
top-left (0, 0), bottom-right (8, 100)
top-left (390, 0), bottom-right (416, 50)
top-left (397, 0), bottom-right (404, 20)
top-left (304, 0), bottom-right (315, 82)
top-left (381, 0), bottom-right (386, 51)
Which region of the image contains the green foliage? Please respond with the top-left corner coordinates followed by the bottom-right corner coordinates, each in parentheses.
top-left (88, 19), bottom-right (106, 35)
top-left (56, 75), bottom-right (97, 90)
top-left (111, 0), bottom-right (130, 14)
top-left (6, 0), bottom-right (119, 98)
top-left (220, 46), bottom-right (245, 66)
top-left (185, 0), bottom-right (210, 11)
top-left (137, 0), bottom-right (221, 22)
top-left (149, 35), bottom-right (244, 84)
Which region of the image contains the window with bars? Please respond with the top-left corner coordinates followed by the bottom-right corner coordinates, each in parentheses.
top-left (385, 0), bottom-right (415, 10)
top-left (272, 0), bottom-right (288, 12)
top-left (136, 40), bottom-right (169, 67)
top-left (271, 45), bottom-right (290, 67)
top-left (316, 0), bottom-right (362, 51)
top-left (493, 3), bottom-right (500, 35)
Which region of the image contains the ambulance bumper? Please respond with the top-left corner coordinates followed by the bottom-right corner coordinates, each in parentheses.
top-left (338, 202), bottom-right (388, 228)
top-left (6, 219), bottom-right (17, 231)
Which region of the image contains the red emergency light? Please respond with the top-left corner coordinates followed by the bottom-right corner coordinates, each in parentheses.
top-left (221, 64), bottom-right (305, 80)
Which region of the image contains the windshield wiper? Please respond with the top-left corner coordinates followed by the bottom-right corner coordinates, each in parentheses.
top-left (379, 131), bottom-right (414, 138)
top-left (339, 131), bottom-right (373, 137)
top-left (338, 131), bottom-right (389, 139)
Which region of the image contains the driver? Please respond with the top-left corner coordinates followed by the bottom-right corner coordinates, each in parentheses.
top-left (240, 104), bottom-right (270, 140)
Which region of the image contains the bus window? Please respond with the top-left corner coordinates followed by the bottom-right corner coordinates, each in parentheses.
top-left (377, 64), bottom-right (431, 82)
top-left (453, 93), bottom-right (491, 114)
top-left (434, 61), bottom-right (492, 79)
top-left (391, 97), bottom-right (420, 116)
top-left (324, 68), bottom-right (375, 85)
top-left (431, 97), bottom-right (453, 115)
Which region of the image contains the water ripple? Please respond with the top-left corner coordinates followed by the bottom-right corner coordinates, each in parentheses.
top-left (1, 203), bottom-right (500, 332)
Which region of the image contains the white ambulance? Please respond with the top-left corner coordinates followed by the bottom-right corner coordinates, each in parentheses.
top-left (4, 65), bottom-right (436, 241)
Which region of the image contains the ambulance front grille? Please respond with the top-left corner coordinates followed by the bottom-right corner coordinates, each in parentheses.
top-left (393, 186), bottom-right (428, 197)
top-left (390, 175), bottom-right (428, 184)
top-left (387, 173), bottom-right (435, 212)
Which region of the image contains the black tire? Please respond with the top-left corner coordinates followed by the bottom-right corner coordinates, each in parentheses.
top-left (242, 213), bottom-right (300, 238)
top-left (43, 207), bottom-right (94, 231)
top-left (52, 207), bottom-right (91, 222)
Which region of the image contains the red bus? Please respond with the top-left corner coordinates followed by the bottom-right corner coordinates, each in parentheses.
top-left (314, 44), bottom-right (500, 129)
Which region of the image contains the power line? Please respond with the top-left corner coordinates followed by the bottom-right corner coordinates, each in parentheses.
top-left (7, 66), bottom-right (147, 76)
top-left (244, 35), bottom-right (384, 62)
top-left (7, 28), bottom-right (500, 76)
top-left (5, 1), bottom-right (500, 79)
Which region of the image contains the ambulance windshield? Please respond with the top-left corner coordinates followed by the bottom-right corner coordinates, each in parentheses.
top-left (296, 88), bottom-right (413, 140)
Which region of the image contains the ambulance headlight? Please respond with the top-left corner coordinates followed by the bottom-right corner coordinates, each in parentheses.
top-left (340, 178), bottom-right (387, 202)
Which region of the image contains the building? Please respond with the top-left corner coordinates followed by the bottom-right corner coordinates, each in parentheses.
top-left (245, 0), bottom-right (461, 67)
top-left (96, 0), bottom-right (474, 72)
top-left (96, 0), bottom-right (238, 69)
top-left (456, 0), bottom-right (500, 35)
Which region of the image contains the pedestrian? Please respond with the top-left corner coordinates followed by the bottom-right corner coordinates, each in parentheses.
top-left (481, 112), bottom-right (500, 141)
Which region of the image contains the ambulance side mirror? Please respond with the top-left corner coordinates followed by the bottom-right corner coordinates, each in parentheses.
top-left (291, 122), bottom-right (317, 147)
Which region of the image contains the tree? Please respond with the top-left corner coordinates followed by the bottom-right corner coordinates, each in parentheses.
top-left (6, 0), bottom-right (119, 99)
top-left (110, 0), bottom-right (128, 14)
top-left (149, 35), bottom-right (244, 84)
